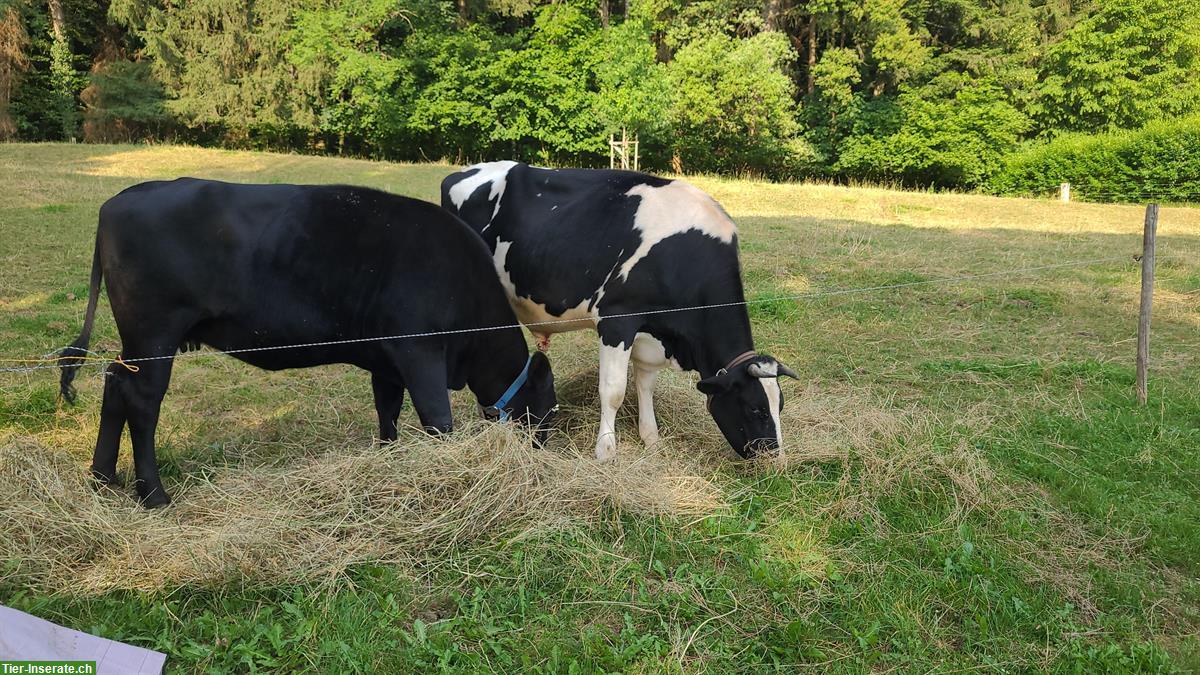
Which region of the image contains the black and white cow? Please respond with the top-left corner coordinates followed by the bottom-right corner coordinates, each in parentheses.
top-left (440, 162), bottom-right (797, 461)
top-left (59, 178), bottom-right (557, 507)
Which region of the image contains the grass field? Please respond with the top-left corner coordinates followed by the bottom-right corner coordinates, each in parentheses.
top-left (1, 143), bottom-right (1199, 673)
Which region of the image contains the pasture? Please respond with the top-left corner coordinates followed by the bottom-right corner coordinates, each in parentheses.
top-left (1, 143), bottom-right (1199, 672)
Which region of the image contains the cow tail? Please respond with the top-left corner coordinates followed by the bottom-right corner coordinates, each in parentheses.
top-left (59, 238), bottom-right (103, 405)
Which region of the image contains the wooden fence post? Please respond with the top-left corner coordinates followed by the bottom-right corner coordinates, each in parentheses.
top-left (1060, 182), bottom-right (1070, 203)
top-left (1136, 203), bottom-right (1158, 405)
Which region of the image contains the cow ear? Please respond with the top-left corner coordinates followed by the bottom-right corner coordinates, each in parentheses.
top-left (696, 372), bottom-right (732, 396)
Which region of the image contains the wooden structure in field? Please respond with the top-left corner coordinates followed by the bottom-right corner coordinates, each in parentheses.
top-left (609, 128), bottom-right (639, 171)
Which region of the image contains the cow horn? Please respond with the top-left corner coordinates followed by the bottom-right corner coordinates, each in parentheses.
top-left (748, 361), bottom-right (800, 380)
top-left (747, 362), bottom-right (776, 379)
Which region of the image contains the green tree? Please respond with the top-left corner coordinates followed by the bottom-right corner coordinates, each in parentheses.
top-left (80, 59), bottom-right (166, 141)
top-left (837, 80), bottom-right (1029, 186)
top-left (805, 45), bottom-right (862, 163)
top-left (46, 0), bottom-right (80, 139)
top-left (409, 2), bottom-right (606, 164)
top-left (287, 0), bottom-right (416, 154)
top-left (858, 0), bottom-right (928, 94)
top-left (665, 30), bottom-right (805, 174)
top-left (510, 2), bottom-right (606, 161)
top-left (404, 25), bottom-right (517, 161)
top-left (1036, 0), bottom-right (1200, 133)
top-left (0, 2), bottom-right (30, 139)
top-left (5, 0), bottom-right (1186, 188)
top-left (592, 17), bottom-right (668, 143)
top-left (109, 0), bottom-right (316, 144)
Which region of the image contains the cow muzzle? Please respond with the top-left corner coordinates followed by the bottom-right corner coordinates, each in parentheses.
top-left (743, 436), bottom-right (780, 458)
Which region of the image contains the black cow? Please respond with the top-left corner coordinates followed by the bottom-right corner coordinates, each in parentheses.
top-left (60, 178), bottom-right (556, 507)
top-left (440, 162), bottom-right (797, 460)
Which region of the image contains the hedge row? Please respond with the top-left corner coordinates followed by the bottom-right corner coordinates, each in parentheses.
top-left (989, 117), bottom-right (1200, 203)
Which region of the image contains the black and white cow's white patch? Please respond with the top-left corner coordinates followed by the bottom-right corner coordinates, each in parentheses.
top-left (442, 162), bottom-right (798, 460)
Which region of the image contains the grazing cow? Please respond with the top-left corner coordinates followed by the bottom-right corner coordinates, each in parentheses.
top-left (59, 178), bottom-right (557, 507)
top-left (440, 162), bottom-right (797, 461)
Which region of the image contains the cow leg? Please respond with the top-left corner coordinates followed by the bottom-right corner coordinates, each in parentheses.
top-left (632, 362), bottom-right (660, 447)
top-left (122, 356), bottom-right (176, 507)
top-left (595, 342), bottom-right (632, 462)
top-left (90, 362), bottom-right (130, 486)
top-left (395, 343), bottom-right (453, 435)
top-left (371, 372), bottom-right (406, 443)
top-left (631, 333), bottom-right (673, 448)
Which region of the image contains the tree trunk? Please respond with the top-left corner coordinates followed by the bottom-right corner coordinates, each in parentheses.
top-left (47, 0), bottom-right (65, 40)
top-left (455, 0), bottom-right (468, 24)
top-left (764, 0), bottom-right (784, 31)
top-left (47, 0), bottom-right (76, 141)
top-left (599, 0), bottom-right (609, 28)
top-left (806, 16), bottom-right (816, 94)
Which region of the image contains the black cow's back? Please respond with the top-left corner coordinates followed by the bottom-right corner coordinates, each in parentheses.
top-left (98, 178), bottom-right (514, 371)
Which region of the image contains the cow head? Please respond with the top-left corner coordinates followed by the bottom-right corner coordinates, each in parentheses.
top-left (696, 355), bottom-right (798, 458)
top-left (482, 351), bottom-right (558, 444)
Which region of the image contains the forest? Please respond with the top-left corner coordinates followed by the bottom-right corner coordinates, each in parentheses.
top-left (0, 0), bottom-right (1198, 193)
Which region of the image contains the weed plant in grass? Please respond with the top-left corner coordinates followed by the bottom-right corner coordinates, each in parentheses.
top-left (1, 144), bottom-right (1198, 671)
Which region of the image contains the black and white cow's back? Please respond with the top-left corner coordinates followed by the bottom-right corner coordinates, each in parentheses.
top-left (441, 162), bottom-right (797, 460)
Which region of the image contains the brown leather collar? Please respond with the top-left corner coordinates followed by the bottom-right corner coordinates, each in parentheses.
top-left (717, 350), bottom-right (758, 376)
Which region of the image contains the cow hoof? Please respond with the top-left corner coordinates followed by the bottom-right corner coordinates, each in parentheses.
top-left (594, 435), bottom-right (618, 462)
top-left (639, 428), bottom-right (660, 448)
top-left (137, 489), bottom-right (172, 509)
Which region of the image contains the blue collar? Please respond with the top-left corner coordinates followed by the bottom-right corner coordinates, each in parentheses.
top-left (489, 355), bottom-right (532, 422)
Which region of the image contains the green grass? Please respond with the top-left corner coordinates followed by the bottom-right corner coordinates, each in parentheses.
top-left (2, 143), bottom-right (1199, 672)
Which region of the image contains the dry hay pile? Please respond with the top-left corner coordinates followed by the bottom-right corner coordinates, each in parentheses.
top-left (0, 420), bottom-right (726, 593)
top-left (0, 366), bottom-right (953, 596)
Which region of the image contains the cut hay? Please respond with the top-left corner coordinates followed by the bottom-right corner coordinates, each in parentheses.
top-left (2, 361), bottom-right (1104, 607)
top-left (0, 422), bottom-right (723, 594)
top-left (0, 363), bottom-right (920, 596)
